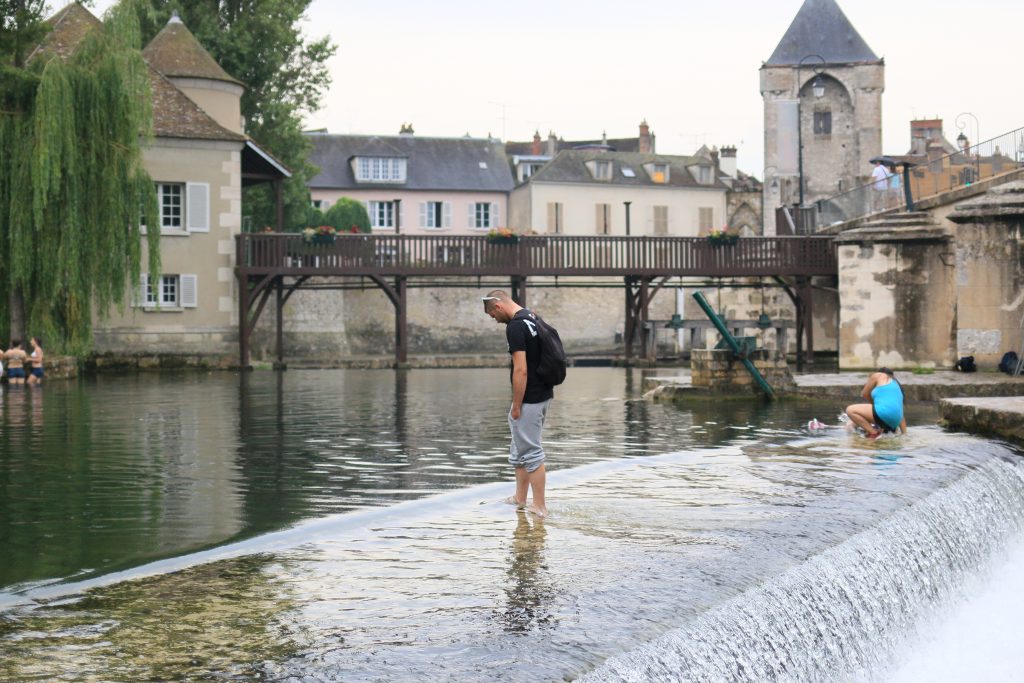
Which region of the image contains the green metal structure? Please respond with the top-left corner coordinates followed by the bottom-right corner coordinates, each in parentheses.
top-left (692, 291), bottom-right (776, 399)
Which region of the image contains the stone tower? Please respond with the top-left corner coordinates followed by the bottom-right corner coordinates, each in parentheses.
top-left (760, 0), bottom-right (883, 234)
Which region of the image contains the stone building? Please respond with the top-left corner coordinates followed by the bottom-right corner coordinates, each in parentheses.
top-left (35, 6), bottom-right (288, 360)
top-left (761, 0), bottom-right (884, 235)
top-left (306, 131), bottom-right (514, 234)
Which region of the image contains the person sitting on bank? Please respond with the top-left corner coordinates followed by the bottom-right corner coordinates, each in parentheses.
top-left (27, 337), bottom-right (43, 385)
top-left (4, 340), bottom-right (28, 385)
top-left (845, 368), bottom-right (907, 438)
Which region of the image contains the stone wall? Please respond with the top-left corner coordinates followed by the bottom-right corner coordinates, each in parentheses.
top-left (691, 348), bottom-right (794, 395)
top-left (249, 279), bottom-right (837, 363)
top-left (836, 215), bottom-right (956, 369)
top-left (835, 181), bottom-right (1024, 370)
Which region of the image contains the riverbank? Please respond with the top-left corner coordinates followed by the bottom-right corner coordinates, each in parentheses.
top-left (939, 397), bottom-right (1024, 444)
top-left (644, 370), bottom-right (1024, 402)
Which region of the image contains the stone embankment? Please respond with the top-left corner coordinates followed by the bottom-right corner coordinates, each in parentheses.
top-left (645, 369), bottom-right (1024, 403)
top-left (939, 397), bottom-right (1024, 444)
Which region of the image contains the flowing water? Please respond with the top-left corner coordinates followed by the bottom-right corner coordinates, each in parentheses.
top-left (0, 368), bottom-right (1020, 682)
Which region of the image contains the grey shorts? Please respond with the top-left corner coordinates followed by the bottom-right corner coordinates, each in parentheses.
top-left (508, 399), bottom-right (550, 473)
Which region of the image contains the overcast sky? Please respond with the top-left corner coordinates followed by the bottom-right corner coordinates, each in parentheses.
top-left (82, 0), bottom-right (1021, 177)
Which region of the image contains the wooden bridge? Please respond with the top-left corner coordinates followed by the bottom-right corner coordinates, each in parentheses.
top-left (235, 233), bottom-right (838, 366)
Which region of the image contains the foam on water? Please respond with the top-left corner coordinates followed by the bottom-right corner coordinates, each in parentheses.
top-left (579, 456), bottom-right (1024, 682)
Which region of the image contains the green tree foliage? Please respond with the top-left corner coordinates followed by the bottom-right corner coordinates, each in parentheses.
top-left (0, 0), bottom-right (50, 67)
top-left (323, 198), bottom-right (370, 234)
top-left (136, 0), bottom-right (335, 232)
top-left (0, 1), bottom-right (160, 353)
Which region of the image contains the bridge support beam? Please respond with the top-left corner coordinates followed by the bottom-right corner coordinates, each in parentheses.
top-left (511, 277), bottom-right (527, 307)
top-left (274, 280), bottom-right (286, 370)
top-left (395, 276), bottom-right (408, 365)
top-left (623, 276), bottom-right (654, 363)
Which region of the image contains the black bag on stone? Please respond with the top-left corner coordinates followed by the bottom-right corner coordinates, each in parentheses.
top-left (955, 355), bottom-right (976, 372)
top-left (533, 314), bottom-right (568, 386)
top-left (998, 351), bottom-right (1019, 374)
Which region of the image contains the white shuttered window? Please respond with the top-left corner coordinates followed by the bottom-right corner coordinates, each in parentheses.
top-left (186, 182), bottom-right (210, 232)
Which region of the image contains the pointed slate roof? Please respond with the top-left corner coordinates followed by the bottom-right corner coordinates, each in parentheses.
top-left (766, 0), bottom-right (879, 66)
top-left (27, 2), bottom-right (101, 63)
top-left (148, 65), bottom-right (245, 142)
top-left (143, 13), bottom-right (243, 86)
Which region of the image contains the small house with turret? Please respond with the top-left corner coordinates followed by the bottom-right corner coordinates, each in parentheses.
top-left (36, 5), bottom-right (288, 359)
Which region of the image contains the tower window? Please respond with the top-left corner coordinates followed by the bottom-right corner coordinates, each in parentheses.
top-left (813, 111), bottom-right (832, 135)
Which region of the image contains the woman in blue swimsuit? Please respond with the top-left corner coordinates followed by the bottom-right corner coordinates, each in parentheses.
top-left (845, 368), bottom-right (907, 438)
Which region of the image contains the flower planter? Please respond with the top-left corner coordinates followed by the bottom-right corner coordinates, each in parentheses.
top-left (707, 235), bottom-right (739, 247)
top-left (312, 233), bottom-right (336, 245)
top-left (487, 236), bottom-right (519, 245)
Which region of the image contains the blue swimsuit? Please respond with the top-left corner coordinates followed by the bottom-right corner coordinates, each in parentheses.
top-left (871, 380), bottom-right (904, 432)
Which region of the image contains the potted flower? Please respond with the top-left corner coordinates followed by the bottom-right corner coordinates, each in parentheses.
top-left (706, 227), bottom-right (739, 247)
top-left (487, 227), bottom-right (519, 245)
top-left (303, 225), bottom-right (337, 245)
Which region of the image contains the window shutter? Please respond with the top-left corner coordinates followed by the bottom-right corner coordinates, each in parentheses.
top-left (443, 201), bottom-right (452, 228)
top-left (180, 274), bottom-right (198, 308)
top-left (491, 202), bottom-right (499, 228)
top-left (419, 202), bottom-right (427, 227)
top-left (595, 204), bottom-right (603, 234)
top-left (137, 273), bottom-right (149, 307)
top-left (468, 203), bottom-right (476, 228)
top-left (186, 182), bottom-right (210, 232)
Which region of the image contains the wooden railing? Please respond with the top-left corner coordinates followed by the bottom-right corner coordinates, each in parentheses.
top-left (237, 234), bottom-right (837, 278)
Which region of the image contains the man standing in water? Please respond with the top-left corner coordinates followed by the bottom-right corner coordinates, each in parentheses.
top-left (482, 290), bottom-right (552, 517)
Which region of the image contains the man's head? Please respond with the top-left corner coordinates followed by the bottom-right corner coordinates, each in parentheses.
top-left (481, 290), bottom-right (521, 324)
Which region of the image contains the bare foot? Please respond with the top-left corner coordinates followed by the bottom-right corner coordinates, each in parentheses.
top-left (525, 505), bottom-right (548, 518)
top-left (504, 496), bottom-right (526, 508)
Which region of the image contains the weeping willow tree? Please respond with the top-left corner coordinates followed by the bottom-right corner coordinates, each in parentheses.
top-left (0, 1), bottom-right (160, 355)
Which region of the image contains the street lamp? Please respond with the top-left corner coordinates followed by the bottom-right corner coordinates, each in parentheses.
top-left (955, 112), bottom-right (980, 186)
top-left (796, 54), bottom-right (826, 207)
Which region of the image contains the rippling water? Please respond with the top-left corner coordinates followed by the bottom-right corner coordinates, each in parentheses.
top-left (0, 368), bottom-right (1019, 682)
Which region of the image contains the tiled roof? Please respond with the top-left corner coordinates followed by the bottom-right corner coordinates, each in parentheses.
top-left (765, 0), bottom-right (879, 66)
top-left (149, 66), bottom-right (245, 142)
top-left (27, 2), bottom-right (101, 63)
top-left (306, 134), bottom-right (515, 192)
top-left (143, 15), bottom-right (243, 86)
top-left (528, 150), bottom-right (728, 190)
top-left (505, 136), bottom-right (642, 156)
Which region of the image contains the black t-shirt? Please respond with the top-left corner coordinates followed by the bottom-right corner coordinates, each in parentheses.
top-left (506, 309), bottom-right (554, 404)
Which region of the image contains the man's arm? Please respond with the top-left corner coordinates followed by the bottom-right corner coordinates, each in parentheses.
top-left (510, 350), bottom-right (527, 420)
top-left (899, 415), bottom-right (907, 435)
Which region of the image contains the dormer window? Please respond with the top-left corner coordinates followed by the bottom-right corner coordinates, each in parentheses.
top-left (355, 156), bottom-right (407, 183)
top-left (590, 160), bottom-right (612, 180)
top-left (649, 163), bottom-right (670, 183)
top-left (697, 166), bottom-right (712, 184)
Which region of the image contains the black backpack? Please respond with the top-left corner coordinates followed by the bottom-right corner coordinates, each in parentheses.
top-left (530, 313), bottom-right (568, 386)
top-left (999, 351), bottom-right (1019, 374)
top-left (955, 355), bottom-right (976, 372)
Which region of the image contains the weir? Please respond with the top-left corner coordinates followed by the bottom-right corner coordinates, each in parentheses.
top-left (582, 456), bottom-right (1024, 682)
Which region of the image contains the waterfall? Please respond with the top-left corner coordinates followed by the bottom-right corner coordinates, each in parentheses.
top-left (580, 456), bottom-right (1024, 682)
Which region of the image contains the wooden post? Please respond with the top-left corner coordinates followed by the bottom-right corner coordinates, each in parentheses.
top-left (624, 276), bottom-right (635, 361)
top-left (238, 276), bottom-right (251, 369)
top-left (395, 276), bottom-right (408, 366)
top-left (274, 277), bottom-right (286, 370)
top-left (804, 278), bottom-right (815, 365)
top-left (511, 276), bottom-right (528, 307)
top-left (640, 277), bottom-right (652, 362)
top-left (274, 180), bottom-right (285, 232)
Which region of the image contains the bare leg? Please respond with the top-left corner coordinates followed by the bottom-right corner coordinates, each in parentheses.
top-left (845, 403), bottom-right (878, 436)
top-left (526, 464), bottom-right (547, 517)
top-left (509, 466), bottom-right (528, 507)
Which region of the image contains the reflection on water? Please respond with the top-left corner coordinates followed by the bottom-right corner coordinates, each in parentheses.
top-left (500, 514), bottom-right (553, 634)
top-left (3, 368), bottom-right (1016, 682)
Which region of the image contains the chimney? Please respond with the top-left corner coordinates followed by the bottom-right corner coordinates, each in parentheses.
top-left (638, 119), bottom-right (652, 154)
top-left (530, 130), bottom-right (542, 155)
top-left (399, 122), bottom-right (414, 136)
top-left (719, 145), bottom-right (738, 178)
top-left (547, 130), bottom-right (558, 157)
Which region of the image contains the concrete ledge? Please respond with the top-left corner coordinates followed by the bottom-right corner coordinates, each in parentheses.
top-left (939, 397), bottom-right (1024, 444)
